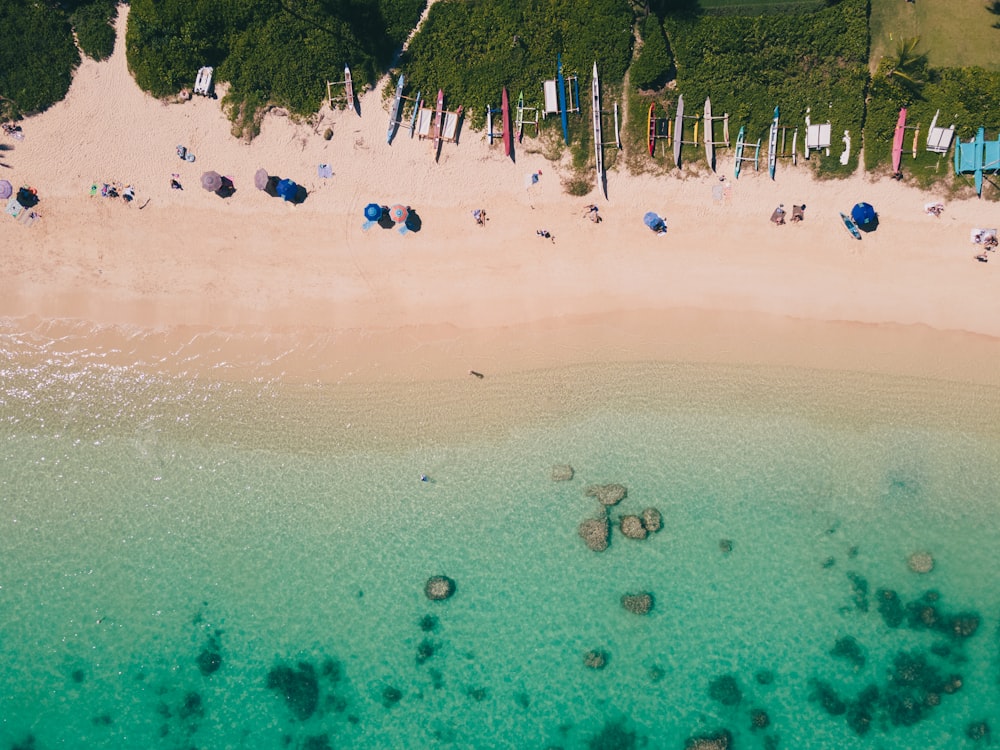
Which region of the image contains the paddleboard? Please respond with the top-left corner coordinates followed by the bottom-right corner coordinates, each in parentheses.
top-left (841, 211), bottom-right (862, 240)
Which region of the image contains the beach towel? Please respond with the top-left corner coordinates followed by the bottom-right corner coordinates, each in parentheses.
top-left (318, 163), bottom-right (333, 178)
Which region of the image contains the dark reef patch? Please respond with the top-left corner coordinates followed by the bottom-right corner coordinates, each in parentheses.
top-left (709, 674), bottom-right (742, 706)
top-left (266, 662), bottom-right (320, 721)
top-left (830, 635), bottom-right (866, 668)
top-left (587, 717), bottom-right (640, 749)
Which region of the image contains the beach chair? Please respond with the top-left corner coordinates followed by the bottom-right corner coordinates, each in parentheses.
top-left (441, 110), bottom-right (460, 143)
top-left (542, 80), bottom-right (559, 116)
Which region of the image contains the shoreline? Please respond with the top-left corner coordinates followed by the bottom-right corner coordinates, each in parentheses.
top-left (3, 8), bottom-right (1000, 391)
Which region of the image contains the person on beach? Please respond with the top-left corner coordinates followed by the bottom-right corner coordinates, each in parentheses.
top-left (472, 208), bottom-right (486, 226)
top-left (536, 229), bottom-right (554, 242)
top-left (770, 205), bottom-right (786, 225)
top-left (584, 204), bottom-right (602, 223)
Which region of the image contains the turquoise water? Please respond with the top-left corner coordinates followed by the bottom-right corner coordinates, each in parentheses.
top-left (2, 344), bottom-right (1000, 749)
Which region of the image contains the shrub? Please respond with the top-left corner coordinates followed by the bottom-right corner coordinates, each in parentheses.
top-left (631, 15), bottom-right (673, 91)
top-left (72, 0), bottom-right (119, 61)
top-left (0, 0), bottom-right (80, 117)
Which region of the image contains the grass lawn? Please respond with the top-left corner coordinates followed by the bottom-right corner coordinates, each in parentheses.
top-left (870, 0), bottom-right (1000, 71)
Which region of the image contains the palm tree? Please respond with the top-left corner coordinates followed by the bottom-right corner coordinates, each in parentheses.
top-left (883, 37), bottom-right (928, 97)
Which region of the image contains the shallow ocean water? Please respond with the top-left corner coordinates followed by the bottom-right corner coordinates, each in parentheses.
top-left (2, 344), bottom-right (1000, 749)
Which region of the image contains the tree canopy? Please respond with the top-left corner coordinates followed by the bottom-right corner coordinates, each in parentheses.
top-left (125, 0), bottom-right (426, 135)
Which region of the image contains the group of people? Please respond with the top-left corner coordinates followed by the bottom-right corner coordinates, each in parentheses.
top-left (472, 208), bottom-right (487, 226)
top-left (770, 204), bottom-right (805, 225)
top-left (91, 181), bottom-right (135, 204)
top-left (925, 202), bottom-right (945, 218)
top-left (973, 229), bottom-right (998, 263)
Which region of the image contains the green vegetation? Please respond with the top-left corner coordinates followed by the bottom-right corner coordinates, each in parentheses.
top-left (631, 14), bottom-right (673, 91)
top-left (659, 0), bottom-right (868, 176)
top-left (125, 0), bottom-right (425, 136)
top-left (0, 0), bottom-right (80, 118)
top-left (869, 0), bottom-right (1000, 72)
top-left (70, 0), bottom-right (120, 61)
top-left (402, 0), bottom-right (633, 130)
top-left (697, 0), bottom-right (825, 14)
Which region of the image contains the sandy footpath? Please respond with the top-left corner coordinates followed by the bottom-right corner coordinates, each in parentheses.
top-left (2, 8), bottom-right (999, 385)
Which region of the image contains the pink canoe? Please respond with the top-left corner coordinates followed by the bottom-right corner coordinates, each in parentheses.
top-left (892, 108), bottom-right (907, 174)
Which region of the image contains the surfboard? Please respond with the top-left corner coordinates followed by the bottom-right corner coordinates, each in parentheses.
top-left (768, 106), bottom-right (779, 180)
top-left (892, 107), bottom-right (907, 174)
top-left (486, 103), bottom-right (493, 145)
top-left (387, 74), bottom-right (404, 144)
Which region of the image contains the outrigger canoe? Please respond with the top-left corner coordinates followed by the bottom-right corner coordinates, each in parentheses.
top-left (734, 126), bottom-right (745, 179)
top-left (892, 107), bottom-right (907, 174)
top-left (648, 102), bottom-right (656, 156)
top-left (433, 89), bottom-right (444, 160)
top-left (501, 87), bottom-right (512, 157)
top-left (515, 91), bottom-right (525, 142)
top-left (704, 97), bottom-right (714, 171)
top-left (409, 91), bottom-right (421, 138)
top-left (673, 95), bottom-right (684, 168)
top-left (592, 62), bottom-right (604, 197)
top-left (387, 74), bottom-right (404, 144)
top-left (557, 54), bottom-right (569, 146)
top-left (344, 66), bottom-right (355, 114)
top-left (768, 106), bottom-right (779, 179)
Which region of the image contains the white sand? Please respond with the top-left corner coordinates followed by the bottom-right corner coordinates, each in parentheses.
top-left (3, 8), bottom-right (1000, 384)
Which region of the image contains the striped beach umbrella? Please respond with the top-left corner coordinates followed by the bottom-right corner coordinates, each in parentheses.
top-left (201, 171), bottom-right (223, 192)
top-left (390, 204), bottom-right (408, 224)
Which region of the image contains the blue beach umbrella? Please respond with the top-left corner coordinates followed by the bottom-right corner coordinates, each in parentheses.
top-left (362, 202), bottom-right (385, 231)
top-left (275, 179), bottom-right (298, 202)
top-left (851, 202), bottom-right (877, 230)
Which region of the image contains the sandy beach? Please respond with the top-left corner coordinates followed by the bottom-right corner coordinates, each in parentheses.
top-left (3, 8), bottom-right (1000, 385)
